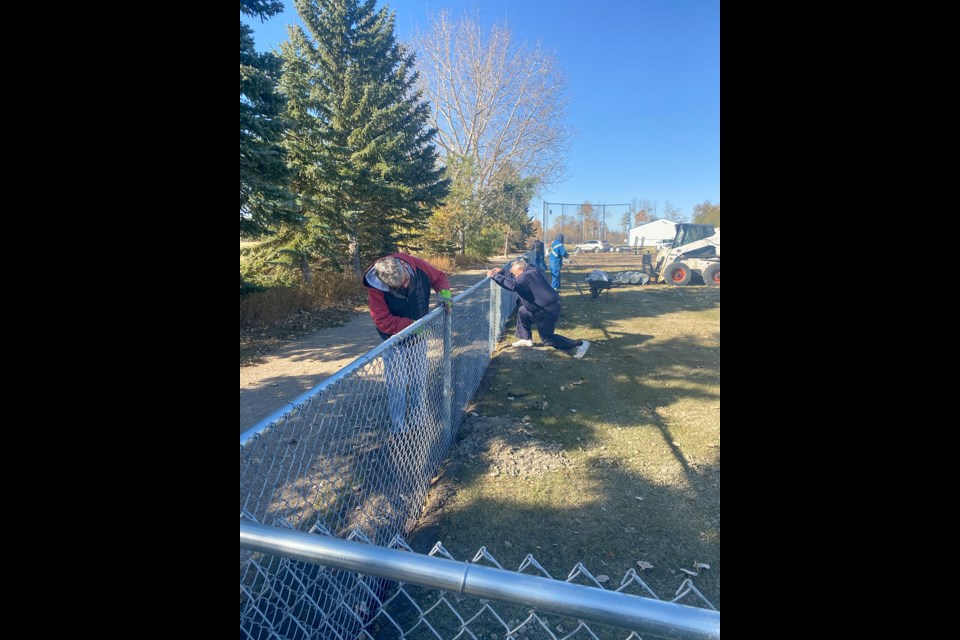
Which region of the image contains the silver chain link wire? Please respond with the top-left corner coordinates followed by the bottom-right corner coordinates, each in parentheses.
top-left (240, 280), bottom-right (716, 639)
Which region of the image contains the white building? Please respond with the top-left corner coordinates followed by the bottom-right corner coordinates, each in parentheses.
top-left (628, 219), bottom-right (677, 248)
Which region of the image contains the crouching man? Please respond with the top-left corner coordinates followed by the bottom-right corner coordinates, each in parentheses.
top-left (487, 258), bottom-right (590, 359)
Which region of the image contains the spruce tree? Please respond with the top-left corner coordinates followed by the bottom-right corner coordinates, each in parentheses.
top-left (240, 1), bottom-right (295, 236)
top-left (279, 0), bottom-right (448, 277)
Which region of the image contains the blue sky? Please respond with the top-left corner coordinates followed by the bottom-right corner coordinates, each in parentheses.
top-left (244, 0), bottom-right (720, 225)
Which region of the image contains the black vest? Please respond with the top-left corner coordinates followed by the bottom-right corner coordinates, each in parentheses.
top-left (377, 268), bottom-right (433, 340)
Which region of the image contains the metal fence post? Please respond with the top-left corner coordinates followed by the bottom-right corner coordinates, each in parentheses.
top-left (488, 279), bottom-right (499, 355)
top-left (443, 307), bottom-right (452, 443)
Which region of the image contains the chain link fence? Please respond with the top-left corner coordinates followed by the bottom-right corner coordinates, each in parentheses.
top-left (240, 278), bottom-right (718, 639)
top-left (241, 279), bottom-right (517, 637)
top-left (240, 519), bottom-right (718, 640)
top-left (542, 202), bottom-right (632, 246)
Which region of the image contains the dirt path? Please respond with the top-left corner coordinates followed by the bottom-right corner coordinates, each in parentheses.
top-left (240, 268), bottom-right (492, 435)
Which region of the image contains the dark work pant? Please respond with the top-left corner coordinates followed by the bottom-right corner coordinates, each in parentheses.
top-left (515, 303), bottom-right (579, 350)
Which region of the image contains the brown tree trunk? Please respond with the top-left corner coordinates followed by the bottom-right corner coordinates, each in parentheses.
top-left (300, 252), bottom-right (313, 286)
top-left (349, 236), bottom-right (362, 279)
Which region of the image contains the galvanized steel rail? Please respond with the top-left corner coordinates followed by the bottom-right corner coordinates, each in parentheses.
top-left (241, 520), bottom-right (720, 640)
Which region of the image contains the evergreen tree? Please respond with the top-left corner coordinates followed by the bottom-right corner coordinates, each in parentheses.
top-left (240, 1), bottom-right (295, 236)
top-left (241, 0), bottom-right (283, 18)
top-left (279, 0), bottom-right (449, 278)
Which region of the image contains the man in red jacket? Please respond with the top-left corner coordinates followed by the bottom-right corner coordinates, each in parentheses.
top-left (363, 254), bottom-right (453, 433)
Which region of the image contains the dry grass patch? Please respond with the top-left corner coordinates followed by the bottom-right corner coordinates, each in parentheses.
top-left (411, 254), bottom-right (721, 608)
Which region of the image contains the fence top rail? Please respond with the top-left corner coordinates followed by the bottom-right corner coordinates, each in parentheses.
top-left (240, 302), bottom-right (444, 447)
top-left (456, 274), bottom-right (492, 299)
top-left (240, 520), bottom-right (719, 640)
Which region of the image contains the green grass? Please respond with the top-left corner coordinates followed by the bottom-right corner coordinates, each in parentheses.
top-left (410, 257), bottom-right (720, 608)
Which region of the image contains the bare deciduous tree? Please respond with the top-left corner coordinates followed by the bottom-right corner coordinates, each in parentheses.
top-left (663, 201), bottom-right (684, 222)
top-left (414, 11), bottom-right (572, 194)
top-left (632, 198), bottom-right (658, 226)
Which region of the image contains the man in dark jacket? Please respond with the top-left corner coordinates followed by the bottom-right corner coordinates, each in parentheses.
top-left (487, 258), bottom-right (590, 358)
top-left (363, 254), bottom-right (453, 433)
top-left (529, 238), bottom-right (547, 272)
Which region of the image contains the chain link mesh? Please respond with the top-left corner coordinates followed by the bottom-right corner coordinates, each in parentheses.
top-left (240, 280), bottom-right (716, 639)
top-left (242, 281), bottom-right (520, 638)
top-left (240, 523), bottom-right (716, 640)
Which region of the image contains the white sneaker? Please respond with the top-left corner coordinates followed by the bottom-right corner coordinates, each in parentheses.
top-left (512, 339), bottom-right (534, 347)
top-left (574, 340), bottom-right (591, 359)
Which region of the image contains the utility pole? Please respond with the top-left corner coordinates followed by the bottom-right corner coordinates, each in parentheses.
top-left (542, 202), bottom-right (547, 241)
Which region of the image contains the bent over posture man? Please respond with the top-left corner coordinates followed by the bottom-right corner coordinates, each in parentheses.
top-left (363, 253), bottom-right (453, 433)
top-left (487, 258), bottom-right (590, 359)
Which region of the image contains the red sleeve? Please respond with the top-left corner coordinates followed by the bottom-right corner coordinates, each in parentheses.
top-left (367, 288), bottom-right (412, 335)
top-left (398, 253), bottom-right (451, 293)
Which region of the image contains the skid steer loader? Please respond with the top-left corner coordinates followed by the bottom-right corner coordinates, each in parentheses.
top-left (653, 224), bottom-right (720, 286)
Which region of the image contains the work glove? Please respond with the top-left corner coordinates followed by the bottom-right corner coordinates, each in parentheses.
top-left (439, 289), bottom-right (453, 314)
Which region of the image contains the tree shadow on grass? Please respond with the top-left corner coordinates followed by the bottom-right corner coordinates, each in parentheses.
top-left (405, 287), bottom-right (720, 621)
top-left (407, 440), bottom-right (720, 611)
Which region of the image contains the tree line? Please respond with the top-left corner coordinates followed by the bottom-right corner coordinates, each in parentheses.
top-left (240, 0), bottom-right (571, 283)
top-left (241, 1), bottom-right (717, 284)
top-left (540, 197), bottom-right (720, 245)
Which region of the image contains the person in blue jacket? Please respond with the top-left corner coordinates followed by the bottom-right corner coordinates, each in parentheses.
top-left (549, 233), bottom-right (570, 289)
top-left (487, 258), bottom-right (590, 358)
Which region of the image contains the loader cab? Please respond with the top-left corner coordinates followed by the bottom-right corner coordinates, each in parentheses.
top-left (672, 223), bottom-right (715, 248)
top-left (655, 224), bottom-right (714, 266)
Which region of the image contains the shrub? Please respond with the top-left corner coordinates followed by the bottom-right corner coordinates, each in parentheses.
top-left (239, 286), bottom-right (313, 329)
top-left (419, 253), bottom-right (455, 274)
top-left (239, 270), bottom-right (368, 331)
top-left (466, 227), bottom-right (502, 263)
top-left (308, 270), bottom-right (366, 303)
